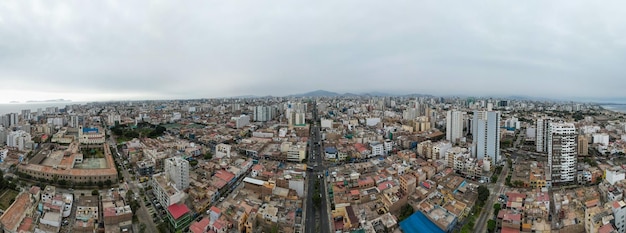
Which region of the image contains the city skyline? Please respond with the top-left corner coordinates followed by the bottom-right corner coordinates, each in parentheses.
top-left (2, 1), bottom-right (626, 103)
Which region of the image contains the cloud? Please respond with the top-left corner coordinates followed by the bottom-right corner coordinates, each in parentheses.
top-left (0, 0), bottom-right (626, 102)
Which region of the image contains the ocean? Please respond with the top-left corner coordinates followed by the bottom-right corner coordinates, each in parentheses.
top-left (0, 102), bottom-right (87, 115)
top-left (601, 105), bottom-right (626, 113)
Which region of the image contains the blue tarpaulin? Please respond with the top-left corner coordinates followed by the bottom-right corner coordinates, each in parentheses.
top-left (399, 211), bottom-right (445, 233)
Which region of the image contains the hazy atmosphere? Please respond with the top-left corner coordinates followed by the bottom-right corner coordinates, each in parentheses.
top-left (2, 1), bottom-right (626, 103)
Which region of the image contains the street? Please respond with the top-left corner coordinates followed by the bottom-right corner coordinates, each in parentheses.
top-left (304, 102), bottom-right (331, 233)
top-left (474, 160), bottom-right (509, 232)
top-left (110, 141), bottom-right (159, 233)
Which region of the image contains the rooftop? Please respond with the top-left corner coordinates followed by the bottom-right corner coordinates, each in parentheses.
top-left (168, 203), bottom-right (190, 220)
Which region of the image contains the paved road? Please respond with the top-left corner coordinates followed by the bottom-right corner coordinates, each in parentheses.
top-left (305, 102), bottom-right (331, 233)
top-left (111, 142), bottom-right (159, 233)
top-left (474, 161), bottom-right (508, 233)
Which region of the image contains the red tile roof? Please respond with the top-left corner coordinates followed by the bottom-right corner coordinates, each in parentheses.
top-left (17, 217), bottom-right (33, 233)
top-left (190, 217), bottom-right (210, 233)
top-left (501, 227), bottom-right (520, 233)
top-left (168, 203), bottom-right (190, 220)
top-left (599, 223), bottom-right (616, 233)
top-left (378, 181), bottom-right (395, 191)
top-left (210, 206), bottom-right (221, 215)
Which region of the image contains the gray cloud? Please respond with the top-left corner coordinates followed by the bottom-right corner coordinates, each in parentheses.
top-left (1, 0), bottom-right (626, 102)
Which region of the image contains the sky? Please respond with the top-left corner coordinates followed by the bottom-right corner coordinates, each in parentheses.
top-left (1, 1), bottom-right (626, 103)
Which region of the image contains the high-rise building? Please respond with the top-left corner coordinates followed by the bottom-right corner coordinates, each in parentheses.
top-left (547, 122), bottom-right (577, 186)
top-left (254, 106), bottom-right (273, 122)
top-left (164, 157), bottom-right (190, 191)
top-left (21, 109), bottom-right (31, 121)
top-left (536, 118), bottom-right (551, 153)
top-left (472, 111), bottom-right (501, 163)
top-left (446, 110), bottom-right (464, 144)
top-left (8, 113), bottom-right (18, 127)
top-left (578, 136), bottom-right (589, 156)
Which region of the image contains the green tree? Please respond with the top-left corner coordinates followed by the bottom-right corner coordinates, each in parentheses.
top-left (493, 203), bottom-right (501, 216)
top-left (398, 204), bottom-right (415, 221)
top-left (487, 219), bottom-right (496, 233)
top-left (477, 185), bottom-right (490, 206)
top-left (92, 189), bottom-right (99, 196)
top-left (204, 152), bottom-right (213, 160)
top-left (190, 160), bottom-right (199, 167)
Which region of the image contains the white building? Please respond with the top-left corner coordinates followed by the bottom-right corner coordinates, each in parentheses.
top-left (593, 133), bottom-right (610, 146)
top-left (547, 122), bottom-right (577, 186)
top-left (171, 112), bottom-right (182, 122)
top-left (7, 130), bottom-right (31, 151)
top-left (613, 200), bottom-right (626, 233)
top-left (536, 118), bottom-right (550, 153)
top-left (432, 141), bottom-right (452, 160)
top-left (320, 118), bottom-right (333, 128)
top-left (370, 142), bottom-right (384, 157)
top-left (165, 157), bottom-right (190, 190)
top-left (152, 173), bottom-right (186, 207)
top-left (606, 169), bottom-right (626, 185)
top-left (472, 111), bottom-right (501, 164)
top-left (446, 110), bottom-right (464, 144)
top-left (366, 118), bottom-right (381, 127)
top-left (254, 106), bottom-right (273, 122)
top-left (215, 144), bottom-right (232, 159)
top-left (505, 117), bottom-right (521, 130)
top-left (233, 115), bottom-right (250, 128)
top-left (384, 139), bottom-right (393, 155)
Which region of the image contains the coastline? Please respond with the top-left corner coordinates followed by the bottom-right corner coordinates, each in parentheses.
top-left (0, 102), bottom-right (86, 115)
top-left (601, 105), bottom-right (626, 114)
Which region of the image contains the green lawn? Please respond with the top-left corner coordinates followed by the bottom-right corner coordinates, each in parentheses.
top-left (0, 189), bottom-right (19, 210)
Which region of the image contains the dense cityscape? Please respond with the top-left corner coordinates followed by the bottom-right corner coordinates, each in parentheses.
top-left (0, 94), bottom-right (624, 233)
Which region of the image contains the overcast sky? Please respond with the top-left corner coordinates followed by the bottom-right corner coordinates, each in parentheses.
top-left (1, 1), bottom-right (626, 103)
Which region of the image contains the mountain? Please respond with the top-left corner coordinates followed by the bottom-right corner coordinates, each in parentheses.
top-left (288, 90), bottom-right (341, 97)
top-left (26, 99), bottom-right (72, 103)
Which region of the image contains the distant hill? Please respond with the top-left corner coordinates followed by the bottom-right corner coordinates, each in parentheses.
top-left (26, 99), bottom-right (72, 103)
top-left (288, 90), bottom-right (341, 97)
top-left (287, 90), bottom-right (432, 98)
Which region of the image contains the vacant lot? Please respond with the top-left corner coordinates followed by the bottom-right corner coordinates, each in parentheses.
top-left (0, 189), bottom-right (19, 210)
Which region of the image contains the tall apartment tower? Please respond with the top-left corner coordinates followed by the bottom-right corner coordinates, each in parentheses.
top-left (547, 122), bottom-right (577, 186)
top-left (536, 118), bottom-right (551, 153)
top-left (446, 110), bottom-right (464, 144)
top-left (8, 113), bottom-right (18, 127)
top-left (254, 106), bottom-right (273, 122)
top-left (472, 111), bottom-right (501, 164)
top-left (578, 136), bottom-right (589, 156)
top-left (164, 157), bottom-right (190, 190)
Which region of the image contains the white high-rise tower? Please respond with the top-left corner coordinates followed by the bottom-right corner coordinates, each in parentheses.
top-left (547, 122), bottom-right (577, 186)
top-left (472, 111), bottom-right (501, 164)
top-left (446, 110), bottom-right (464, 144)
top-left (164, 157), bottom-right (190, 190)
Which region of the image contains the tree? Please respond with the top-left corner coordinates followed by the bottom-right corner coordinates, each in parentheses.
top-left (398, 204), bottom-right (415, 221)
top-left (204, 152), bottom-right (213, 160)
top-left (487, 219), bottom-right (496, 233)
top-left (477, 185), bottom-right (490, 206)
top-left (105, 179), bottom-right (113, 186)
top-left (92, 189), bottom-right (99, 196)
top-left (493, 203), bottom-right (501, 216)
top-left (190, 160), bottom-right (199, 167)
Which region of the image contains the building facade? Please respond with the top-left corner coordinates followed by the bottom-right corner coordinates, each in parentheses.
top-left (547, 122), bottom-right (577, 186)
top-left (446, 110), bottom-right (464, 144)
top-left (165, 157), bottom-right (190, 190)
top-left (471, 111), bottom-right (501, 164)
